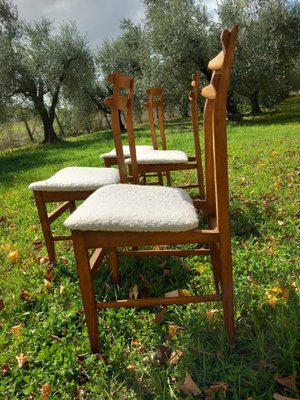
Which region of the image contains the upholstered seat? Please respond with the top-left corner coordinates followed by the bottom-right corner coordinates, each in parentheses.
top-left (64, 184), bottom-right (199, 232)
top-left (100, 145), bottom-right (153, 159)
top-left (28, 167), bottom-right (120, 192)
top-left (125, 150), bottom-right (188, 165)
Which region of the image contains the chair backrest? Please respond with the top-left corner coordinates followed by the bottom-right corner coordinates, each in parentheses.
top-left (188, 71), bottom-right (205, 199)
top-left (201, 26), bottom-right (238, 231)
top-left (144, 88), bottom-right (167, 150)
top-left (104, 71), bottom-right (139, 184)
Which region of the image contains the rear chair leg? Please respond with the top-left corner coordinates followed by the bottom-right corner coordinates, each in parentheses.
top-left (107, 248), bottom-right (120, 285)
top-left (210, 243), bottom-right (222, 293)
top-left (72, 230), bottom-right (100, 353)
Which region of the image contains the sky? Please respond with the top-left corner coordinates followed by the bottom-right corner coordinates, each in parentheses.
top-left (14, 0), bottom-right (217, 49)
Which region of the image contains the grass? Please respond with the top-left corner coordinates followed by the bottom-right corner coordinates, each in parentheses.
top-left (0, 97), bottom-right (299, 399)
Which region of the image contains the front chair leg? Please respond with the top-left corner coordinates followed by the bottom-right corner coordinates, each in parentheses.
top-left (219, 239), bottom-right (235, 345)
top-left (72, 230), bottom-right (100, 353)
top-left (34, 191), bottom-right (56, 263)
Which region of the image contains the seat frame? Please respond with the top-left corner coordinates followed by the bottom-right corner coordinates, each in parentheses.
top-left (69, 26), bottom-right (238, 353)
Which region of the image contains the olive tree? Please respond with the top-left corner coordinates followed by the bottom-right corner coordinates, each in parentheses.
top-left (217, 0), bottom-right (300, 113)
top-left (0, 0), bottom-right (95, 143)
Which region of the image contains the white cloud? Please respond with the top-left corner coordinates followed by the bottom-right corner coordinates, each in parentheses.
top-left (14, 0), bottom-right (145, 48)
top-left (14, 0), bottom-right (217, 48)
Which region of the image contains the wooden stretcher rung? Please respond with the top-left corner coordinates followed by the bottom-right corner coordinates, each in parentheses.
top-left (178, 184), bottom-right (199, 189)
top-left (48, 201), bottom-right (73, 224)
top-left (95, 293), bottom-right (222, 309)
top-left (117, 248), bottom-right (210, 257)
top-left (90, 248), bottom-right (106, 279)
top-left (53, 235), bottom-right (72, 242)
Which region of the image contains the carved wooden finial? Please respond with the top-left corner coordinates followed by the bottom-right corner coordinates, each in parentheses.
top-left (201, 84), bottom-right (217, 100)
top-left (208, 51), bottom-right (225, 71)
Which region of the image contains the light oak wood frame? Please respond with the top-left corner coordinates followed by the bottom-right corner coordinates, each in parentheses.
top-left (144, 87), bottom-right (170, 185)
top-left (102, 87), bottom-right (167, 170)
top-left (70, 26), bottom-right (238, 353)
top-left (125, 75), bottom-right (206, 197)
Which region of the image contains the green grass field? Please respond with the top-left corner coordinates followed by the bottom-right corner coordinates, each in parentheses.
top-left (0, 97), bottom-right (299, 399)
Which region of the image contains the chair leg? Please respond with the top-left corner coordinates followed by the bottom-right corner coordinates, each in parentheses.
top-left (165, 171), bottom-right (172, 186)
top-left (72, 231), bottom-right (100, 353)
top-left (107, 248), bottom-right (120, 285)
top-left (34, 191), bottom-right (56, 263)
top-left (210, 243), bottom-right (221, 293)
top-left (219, 239), bottom-right (235, 344)
top-left (69, 201), bottom-right (76, 213)
top-left (157, 172), bottom-right (164, 185)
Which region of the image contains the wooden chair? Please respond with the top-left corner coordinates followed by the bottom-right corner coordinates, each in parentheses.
top-left (100, 86), bottom-right (168, 169)
top-left (122, 72), bottom-right (205, 198)
top-left (29, 168), bottom-right (120, 264)
top-left (64, 26), bottom-right (238, 353)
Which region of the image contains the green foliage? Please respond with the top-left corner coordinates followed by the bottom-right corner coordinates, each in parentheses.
top-left (0, 97), bottom-right (299, 399)
top-left (217, 0), bottom-right (300, 112)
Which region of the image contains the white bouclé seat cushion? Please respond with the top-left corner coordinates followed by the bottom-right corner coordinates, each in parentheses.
top-left (125, 150), bottom-right (188, 165)
top-left (64, 184), bottom-right (199, 232)
top-left (100, 145), bottom-right (154, 159)
top-left (28, 167), bottom-right (120, 192)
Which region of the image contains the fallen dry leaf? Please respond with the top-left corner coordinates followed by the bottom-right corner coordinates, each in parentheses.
top-left (205, 382), bottom-right (228, 396)
top-left (16, 353), bottom-right (29, 368)
top-left (273, 393), bottom-right (298, 400)
top-left (153, 345), bottom-right (171, 365)
top-left (274, 374), bottom-right (298, 392)
top-left (78, 371), bottom-right (89, 384)
top-left (20, 290), bottom-right (31, 301)
top-left (1, 363), bottom-right (10, 375)
top-left (165, 290), bottom-right (179, 298)
top-left (129, 284), bottom-right (138, 300)
top-left (33, 236), bottom-right (43, 248)
top-left (73, 389), bottom-right (85, 400)
top-left (206, 309), bottom-right (219, 319)
top-left (41, 384), bottom-right (51, 400)
top-left (258, 359), bottom-right (276, 369)
top-left (44, 279), bottom-right (51, 291)
top-left (196, 263), bottom-right (205, 274)
top-left (159, 260), bottom-right (167, 269)
top-left (130, 338), bottom-right (142, 347)
top-left (7, 250), bottom-right (19, 263)
top-left (11, 324), bottom-right (23, 336)
top-left (178, 374), bottom-right (202, 396)
top-left (126, 364), bottom-right (138, 371)
top-left (179, 289), bottom-right (191, 296)
top-left (169, 349), bottom-right (184, 366)
top-left (168, 324), bottom-right (181, 337)
top-left (0, 243), bottom-right (12, 252)
top-left (59, 285), bottom-right (65, 296)
top-left (0, 299), bottom-right (4, 310)
top-left (153, 306), bottom-right (167, 325)
top-left (139, 273), bottom-right (151, 286)
top-left (48, 334), bottom-right (61, 342)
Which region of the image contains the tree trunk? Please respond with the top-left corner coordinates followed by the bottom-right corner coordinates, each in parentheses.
top-left (35, 101), bottom-right (60, 143)
top-left (250, 91), bottom-right (262, 115)
top-left (55, 113), bottom-right (65, 136)
top-left (118, 110), bottom-right (125, 132)
top-left (227, 93), bottom-right (242, 121)
top-left (42, 121), bottom-right (59, 143)
top-left (104, 113), bottom-right (111, 129)
top-left (22, 116), bottom-right (34, 142)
